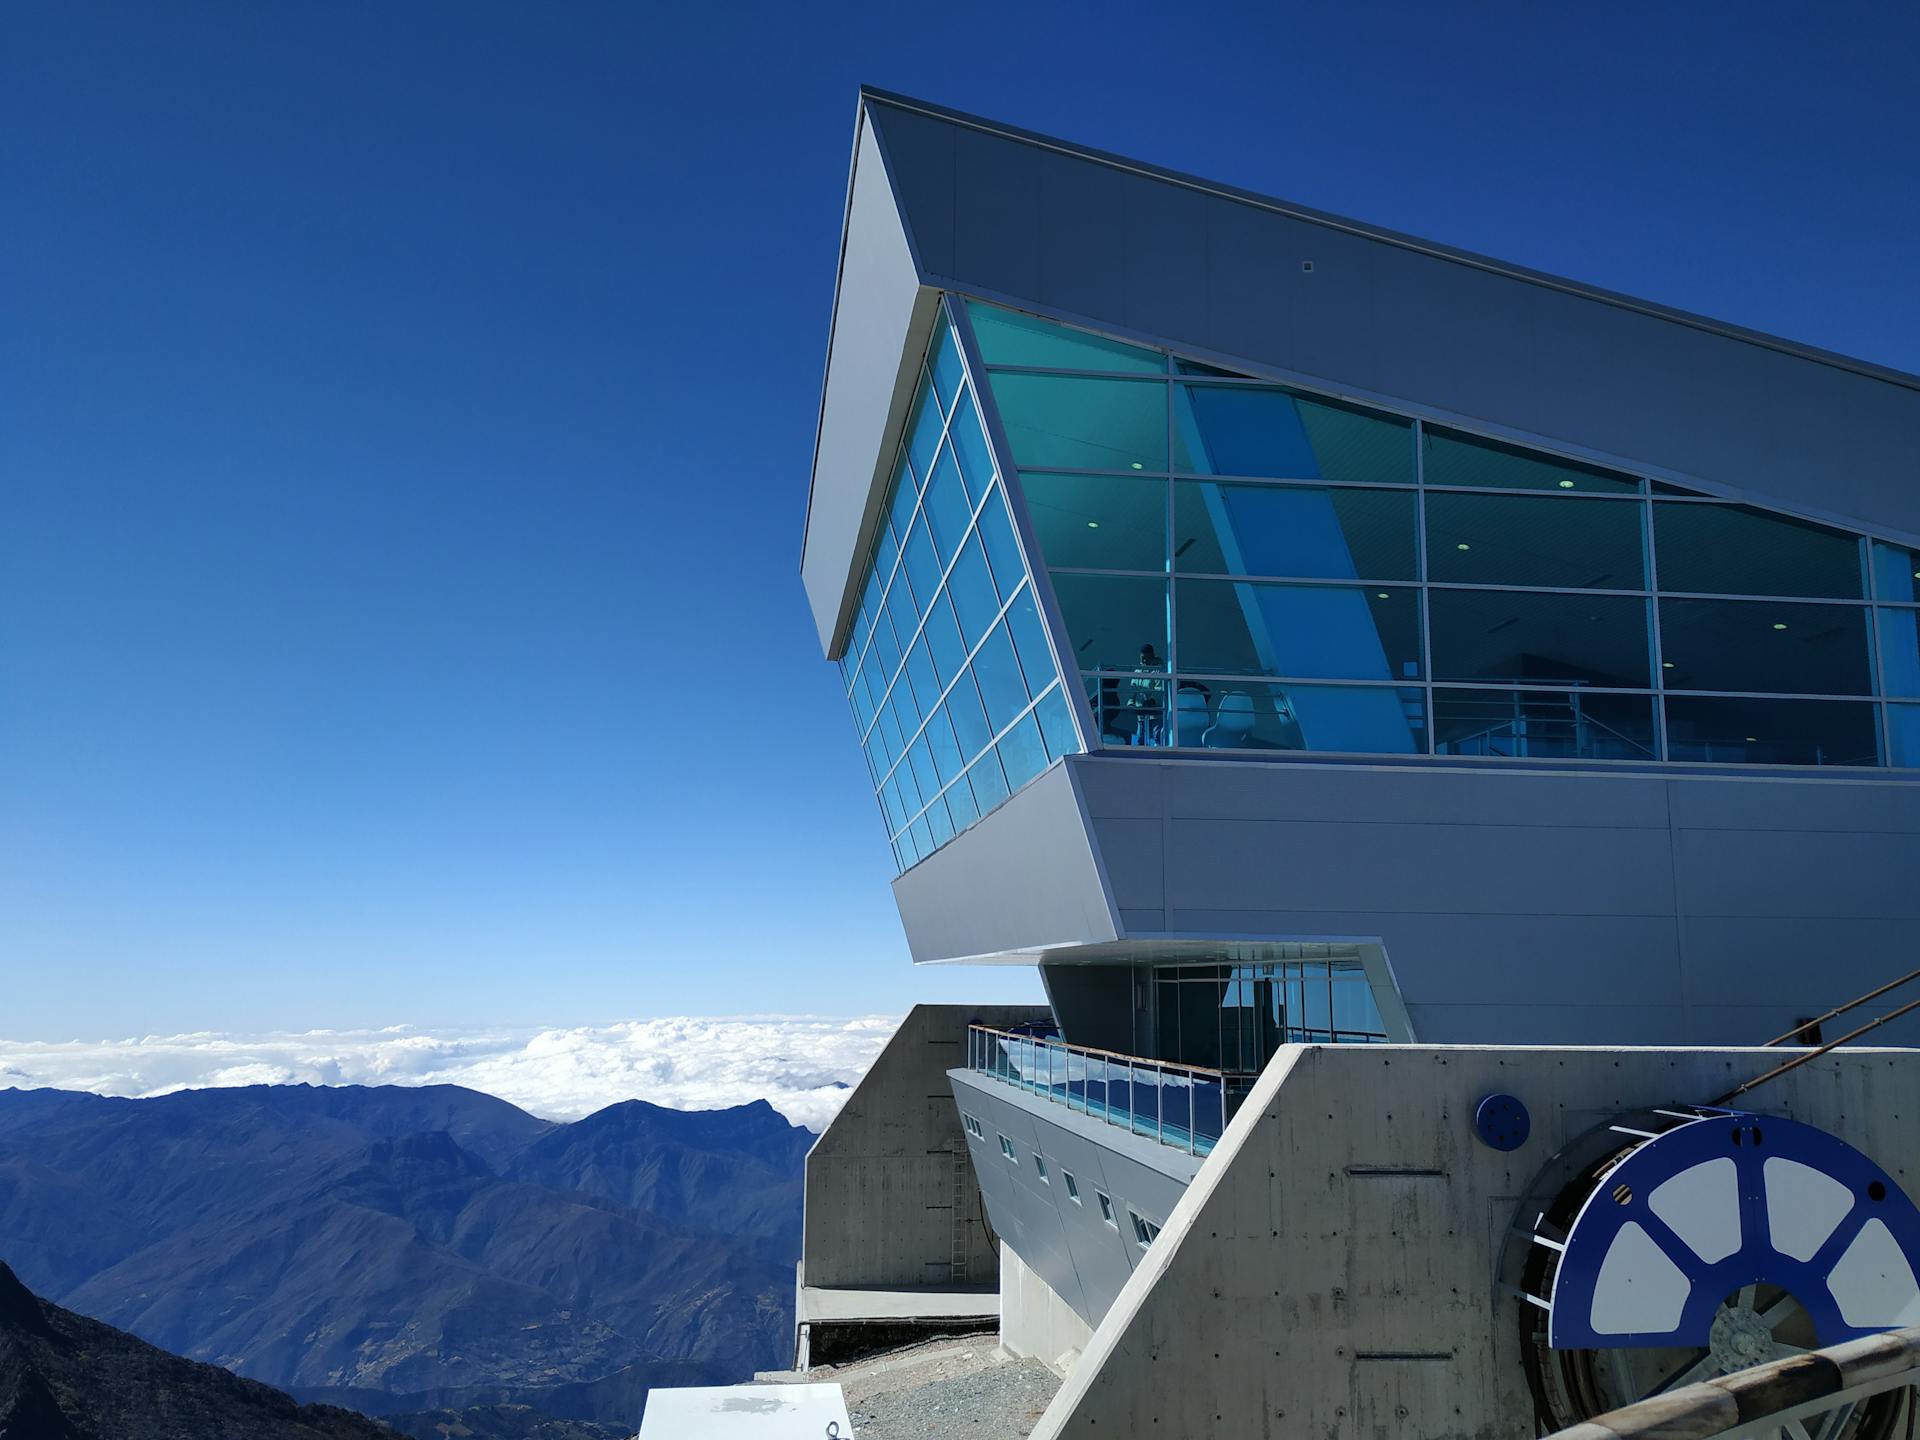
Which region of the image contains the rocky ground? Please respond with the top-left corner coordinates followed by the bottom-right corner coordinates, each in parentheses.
top-left (805, 1337), bottom-right (1063, 1440)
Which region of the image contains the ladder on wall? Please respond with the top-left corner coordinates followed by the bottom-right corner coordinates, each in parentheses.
top-left (948, 1140), bottom-right (971, 1284)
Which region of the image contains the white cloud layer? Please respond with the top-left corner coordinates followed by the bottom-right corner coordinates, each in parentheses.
top-left (0, 1016), bottom-right (901, 1132)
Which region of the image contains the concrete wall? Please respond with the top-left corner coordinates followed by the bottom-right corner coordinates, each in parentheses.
top-left (1029, 1044), bottom-right (1920, 1439)
top-left (800, 1004), bottom-right (1045, 1293)
top-left (999, 1243), bottom-right (1095, 1376)
top-left (949, 1069), bottom-right (1200, 1334)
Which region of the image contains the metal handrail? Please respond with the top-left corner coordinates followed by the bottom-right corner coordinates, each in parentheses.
top-left (1540, 1324), bottom-right (1920, 1439)
top-left (964, 1024), bottom-right (1235, 1157)
top-left (1762, 966), bottom-right (1920, 1046)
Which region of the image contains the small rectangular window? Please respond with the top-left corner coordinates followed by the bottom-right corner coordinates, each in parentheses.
top-left (999, 1135), bottom-right (1016, 1163)
top-left (1063, 1171), bottom-right (1081, 1202)
top-left (1130, 1212), bottom-right (1162, 1250)
top-left (1097, 1191), bottom-right (1116, 1227)
top-left (1034, 1154), bottom-right (1049, 1182)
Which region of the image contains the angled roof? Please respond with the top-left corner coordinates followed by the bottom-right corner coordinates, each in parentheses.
top-left (801, 89), bottom-right (1920, 655)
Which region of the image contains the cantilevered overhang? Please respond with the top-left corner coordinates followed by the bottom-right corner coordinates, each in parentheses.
top-left (802, 90), bottom-right (1920, 658)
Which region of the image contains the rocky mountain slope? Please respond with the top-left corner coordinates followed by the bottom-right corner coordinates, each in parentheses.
top-left (0, 1083), bottom-right (813, 1430)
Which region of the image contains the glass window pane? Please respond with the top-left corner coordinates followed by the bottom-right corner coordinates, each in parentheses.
top-left (925, 707), bottom-right (964, 785)
top-left (1005, 584), bottom-right (1058, 696)
top-left (1175, 481), bottom-right (1414, 580)
top-left (891, 752), bottom-right (921, 815)
top-left (905, 637), bottom-right (941, 715)
top-left (923, 592), bottom-right (967, 686)
top-left (967, 300), bottom-right (1166, 374)
top-left (1664, 696), bottom-right (1880, 767)
top-left (1880, 608), bottom-right (1920, 698)
top-left (886, 455), bottom-right (918, 545)
top-left (976, 486), bottom-right (1027, 598)
top-left (1052, 574), bottom-right (1168, 674)
top-left (927, 793), bottom-right (956, 847)
top-left (1426, 492), bottom-right (1645, 590)
top-left (1430, 589), bottom-right (1650, 689)
top-left (1086, 672), bottom-right (1166, 748)
top-left (879, 776), bottom-right (906, 833)
top-left (921, 442), bottom-right (973, 563)
top-left (906, 373), bottom-right (944, 482)
top-left (1173, 681), bottom-right (1427, 754)
top-left (1033, 683), bottom-right (1079, 760)
top-left (1872, 540), bottom-right (1920, 605)
top-left (867, 613), bottom-right (901, 690)
top-left (890, 659), bottom-right (921, 731)
top-left (947, 534), bottom-right (1001, 649)
top-left (967, 748), bottom-right (1011, 811)
top-left (972, 622), bottom-right (1031, 734)
top-left (1432, 688), bottom-right (1657, 761)
top-left (945, 676), bottom-right (994, 759)
top-left (909, 814), bottom-right (934, 861)
top-left (884, 571), bottom-right (919, 658)
top-left (998, 711), bottom-right (1049, 792)
top-left (928, 321), bottom-right (965, 411)
top-left (1177, 581), bottom-right (1422, 682)
top-left (1174, 386), bottom-right (1412, 484)
top-left (1423, 426), bottom-right (1640, 494)
top-left (1659, 598), bottom-right (1873, 696)
top-left (901, 517), bottom-right (941, 618)
top-left (907, 734), bottom-right (940, 806)
top-left (1654, 502), bottom-right (1864, 599)
top-left (1889, 705), bottom-right (1920, 768)
top-left (1023, 471), bottom-right (1167, 571)
top-left (948, 385), bottom-right (996, 502)
top-left (944, 773), bottom-right (979, 829)
top-left (986, 372), bottom-right (1167, 472)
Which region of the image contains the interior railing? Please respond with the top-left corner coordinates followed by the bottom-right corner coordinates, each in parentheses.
top-left (965, 1024), bottom-right (1247, 1157)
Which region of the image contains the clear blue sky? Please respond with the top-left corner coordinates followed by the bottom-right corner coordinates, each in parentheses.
top-left (4, 2), bottom-right (1917, 1039)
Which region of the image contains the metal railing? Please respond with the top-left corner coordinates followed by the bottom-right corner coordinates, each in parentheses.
top-left (1542, 1324), bottom-right (1920, 1439)
top-left (965, 1024), bottom-right (1245, 1157)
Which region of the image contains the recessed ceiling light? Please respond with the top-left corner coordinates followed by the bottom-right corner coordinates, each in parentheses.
top-left (1129, 462), bottom-right (1144, 470)
top-left (1376, 592), bottom-right (1390, 600)
top-left (1086, 521), bottom-right (1100, 529)
top-left (1746, 736), bottom-right (1760, 743)
top-left (1772, 622), bottom-right (1789, 631)
top-left (1558, 480), bottom-right (1576, 489)
top-left (1456, 542), bottom-right (1471, 551)
top-left (1662, 661), bottom-right (1675, 669)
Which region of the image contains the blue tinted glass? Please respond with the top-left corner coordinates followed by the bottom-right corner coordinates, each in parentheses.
top-left (1876, 608), bottom-right (1920, 697)
top-left (922, 442), bottom-right (973, 563)
top-left (947, 535), bottom-right (1001, 648)
top-left (872, 524), bottom-right (899, 593)
top-left (972, 622), bottom-right (1031, 733)
top-left (1025, 471), bottom-right (1167, 571)
top-left (907, 735), bottom-right (940, 806)
top-left (848, 679), bottom-right (874, 734)
top-left (998, 712), bottom-right (1049, 791)
top-left (861, 569), bottom-right (886, 636)
top-left (929, 322), bottom-right (965, 410)
top-left (945, 677), bottom-right (994, 759)
top-left (892, 751), bottom-right (922, 813)
top-left (879, 777), bottom-right (906, 833)
top-left (967, 300), bottom-right (1166, 373)
top-left (1172, 681), bottom-right (1426, 754)
top-left (1052, 574), bottom-right (1168, 673)
top-left (1423, 426), bottom-right (1639, 494)
top-left (948, 385), bottom-right (997, 502)
top-left (927, 794), bottom-right (956, 847)
top-left (1890, 705), bottom-right (1920, 767)
top-left (1428, 492), bottom-right (1644, 590)
top-left (890, 838), bottom-right (908, 869)
top-left (867, 616), bottom-right (901, 690)
top-left (1654, 502), bottom-right (1862, 599)
top-left (1005, 584), bottom-right (1058, 695)
top-left (1177, 581), bottom-right (1422, 681)
top-left (944, 774), bottom-right (979, 829)
top-left (906, 637), bottom-right (941, 714)
top-left (909, 815), bottom-right (935, 861)
top-left (1175, 481), bottom-right (1413, 581)
top-left (901, 518), bottom-right (941, 619)
top-left (975, 486), bottom-right (1027, 599)
top-left (891, 663), bottom-right (921, 731)
top-left (877, 694), bottom-right (906, 758)
top-left (1873, 541), bottom-right (1920, 604)
top-left (1174, 385), bottom-right (1412, 484)
top-left (967, 749), bottom-right (1011, 811)
top-left (1432, 589), bottom-right (1648, 689)
top-left (849, 605), bottom-right (871, 663)
top-left (1664, 696), bottom-right (1880, 767)
top-left (1432, 689), bottom-right (1655, 761)
top-left (925, 707), bottom-right (964, 784)
top-left (886, 455), bottom-right (918, 545)
top-left (1659, 599), bottom-right (1872, 696)
top-left (922, 592), bottom-right (967, 686)
top-left (870, 703), bottom-right (897, 769)
top-left (987, 372), bottom-right (1167, 472)
top-left (884, 576), bottom-right (918, 661)
top-left (906, 374), bottom-right (944, 482)
top-left (864, 730), bottom-right (886, 783)
top-left (1033, 683), bottom-right (1079, 760)
top-left (1085, 672), bottom-right (1166, 747)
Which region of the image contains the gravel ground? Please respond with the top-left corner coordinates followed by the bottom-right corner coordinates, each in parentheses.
top-left (808, 1337), bottom-right (1062, 1439)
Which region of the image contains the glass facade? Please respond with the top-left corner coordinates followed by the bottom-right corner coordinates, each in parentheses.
top-left (968, 298), bottom-right (1920, 772)
top-left (837, 305), bottom-right (1080, 872)
top-left (1153, 953), bottom-right (1388, 1072)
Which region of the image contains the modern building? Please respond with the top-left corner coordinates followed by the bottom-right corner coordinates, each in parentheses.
top-left (792, 90), bottom-right (1920, 1437)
